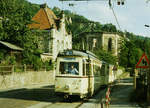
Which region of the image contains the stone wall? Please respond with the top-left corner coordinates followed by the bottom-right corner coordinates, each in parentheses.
top-left (0, 70), bottom-right (55, 90)
top-left (102, 33), bottom-right (122, 56)
top-left (80, 32), bottom-right (123, 57)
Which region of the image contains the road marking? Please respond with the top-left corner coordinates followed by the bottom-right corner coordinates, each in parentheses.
top-left (27, 102), bottom-right (52, 108)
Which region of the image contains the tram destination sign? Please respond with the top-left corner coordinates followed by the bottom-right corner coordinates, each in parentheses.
top-left (64, 58), bottom-right (76, 60)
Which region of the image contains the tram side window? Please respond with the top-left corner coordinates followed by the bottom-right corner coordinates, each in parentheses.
top-left (86, 64), bottom-right (90, 75)
top-left (94, 65), bottom-right (100, 76)
top-left (83, 63), bottom-right (86, 76)
top-left (86, 64), bottom-right (92, 75)
top-left (107, 65), bottom-right (109, 75)
top-left (100, 64), bottom-right (105, 76)
top-left (59, 62), bottom-right (79, 75)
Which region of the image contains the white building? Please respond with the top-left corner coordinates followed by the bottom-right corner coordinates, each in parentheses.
top-left (29, 4), bottom-right (72, 61)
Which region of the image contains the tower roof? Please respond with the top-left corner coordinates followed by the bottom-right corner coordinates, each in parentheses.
top-left (28, 4), bottom-right (58, 30)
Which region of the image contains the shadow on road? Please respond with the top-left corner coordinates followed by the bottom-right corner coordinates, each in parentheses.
top-left (109, 77), bottom-right (139, 107)
top-left (0, 85), bottom-right (63, 102)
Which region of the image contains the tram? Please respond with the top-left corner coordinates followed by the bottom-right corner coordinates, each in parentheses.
top-left (55, 50), bottom-right (116, 98)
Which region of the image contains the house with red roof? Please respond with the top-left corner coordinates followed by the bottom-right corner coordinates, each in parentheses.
top-left (29, 4), bottom-right (72, 61)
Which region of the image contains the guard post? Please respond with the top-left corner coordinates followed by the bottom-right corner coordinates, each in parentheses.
top-left (105, 87), bottom-right (110, 108)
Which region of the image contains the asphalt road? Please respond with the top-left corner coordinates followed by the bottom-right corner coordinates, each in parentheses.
top-left (0, 85), bottom-right (63, 108)
top-left (109, 78), bottom-right (141, 108)
top-left (0, 77), bottom-right (141, 108)
top-left (0, 85), bottom-right (96, 108)
top-left (0, 83), bottom-right (108, 108)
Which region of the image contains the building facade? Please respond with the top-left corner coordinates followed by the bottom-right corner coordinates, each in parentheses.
top-left (80, 32), bottom-right (123, 56)
top-left (29, 4), bottom-right (72, 61)
top-left (102, 33), bottom-right (122, 56)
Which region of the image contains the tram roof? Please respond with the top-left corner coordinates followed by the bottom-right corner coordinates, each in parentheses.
top-left (58, 50), bottom-right (99, 60)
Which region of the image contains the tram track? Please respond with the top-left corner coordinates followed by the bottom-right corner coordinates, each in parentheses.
top-left (39, 83), bottom-right (115, 108)
top-left (44, 87), bottom-right (107, 108)
top-left (0, 84), bottom-right (108, 108)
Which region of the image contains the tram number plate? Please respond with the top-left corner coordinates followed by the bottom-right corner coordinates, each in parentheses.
top-left (64, 58), bottom-right (75, 60)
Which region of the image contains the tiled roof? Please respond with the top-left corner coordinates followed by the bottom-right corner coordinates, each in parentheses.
top-left (28, 4), bottom-right (58, 30)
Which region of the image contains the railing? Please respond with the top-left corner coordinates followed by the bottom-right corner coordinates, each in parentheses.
top-left (0, 66), bottom-right (12, 74)
top-left (0, 65), bottom-right (53, 74)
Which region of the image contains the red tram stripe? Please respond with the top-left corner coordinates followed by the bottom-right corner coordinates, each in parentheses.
top-left (56, 76), bottom-right (94, 78)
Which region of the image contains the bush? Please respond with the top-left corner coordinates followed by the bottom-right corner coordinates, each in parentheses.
top-left (43, 61), bottom-right (54, 71)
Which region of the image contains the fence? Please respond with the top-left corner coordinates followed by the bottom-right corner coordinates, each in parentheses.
top-left (0, 65), bottom-right (53, 74)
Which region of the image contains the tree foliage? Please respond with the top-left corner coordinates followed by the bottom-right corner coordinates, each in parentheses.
top-left (52, 7), bottom-right (150, 66)
top-left (1, 0), bottom-right (150, 69)
top-left (0, 0), bottom-right (43, 69)
top-left (119, 32), bottom-right (150, 68)
top-left (95, 50), bottom-right (117, 64)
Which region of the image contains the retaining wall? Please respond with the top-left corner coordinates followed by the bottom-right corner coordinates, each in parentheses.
top-left (0, 70), bottom-right (55, 90)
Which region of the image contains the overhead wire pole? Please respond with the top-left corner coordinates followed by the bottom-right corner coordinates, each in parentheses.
top-left (145, 24), bottom-right (150, 102)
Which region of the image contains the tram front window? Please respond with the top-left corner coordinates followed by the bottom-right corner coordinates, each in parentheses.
top-left (59, 62), bottom-right (79, 75)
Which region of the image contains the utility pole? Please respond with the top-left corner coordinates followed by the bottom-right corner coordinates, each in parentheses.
top-left (147, 49), bottom-right (150, 102)
top-left (134, 69), bottom-right (138, 89)
top-left (144, 24), bottom-right (150, 102)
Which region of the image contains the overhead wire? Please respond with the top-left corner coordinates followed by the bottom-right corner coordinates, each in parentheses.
top-left (110, 6), bottom-right (122, 30)
top-left (109, 0), bottom-right (122, 31)
top-left (61, 0), bottom-right (64, 10)
top-left (60, 0), bottom-right (122, 31)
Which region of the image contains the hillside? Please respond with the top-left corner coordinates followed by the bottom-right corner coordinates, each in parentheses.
top-left (0, 0), bottom-right (150, 69)
top-left (52, 6), bottom-right (150, 68)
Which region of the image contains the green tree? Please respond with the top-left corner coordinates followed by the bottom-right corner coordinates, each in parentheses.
top-left (119, 39), bottom-right (143, 68)
top-left (95, 49), bottom-right (117, 65)
top-left (0, 0), bottom-right (43, 69)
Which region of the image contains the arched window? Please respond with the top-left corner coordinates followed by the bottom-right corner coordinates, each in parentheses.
top-left (108, 38), bottom-right (112, 51)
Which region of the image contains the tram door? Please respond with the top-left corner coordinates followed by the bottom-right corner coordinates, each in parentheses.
top-left (86, 63), bottom-right (93, 96)
top-left (100, 63), bottom-right (106, 85)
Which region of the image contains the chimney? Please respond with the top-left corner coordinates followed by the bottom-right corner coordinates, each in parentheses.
top-left (40, 3), bottom-right (47, 8)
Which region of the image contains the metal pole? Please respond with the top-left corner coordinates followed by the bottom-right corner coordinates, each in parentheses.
top-left (134, 69), bottom-right (137, 90)
top-left (147, 60), bottom-right (150, 102)
top-left (144, 24), bottom-right (150, 102)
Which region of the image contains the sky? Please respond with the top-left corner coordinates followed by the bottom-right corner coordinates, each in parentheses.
top-left (27, 0), bottom-right (150, 37)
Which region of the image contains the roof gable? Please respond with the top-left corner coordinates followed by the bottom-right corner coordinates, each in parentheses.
top-left (29, 4), bottom-right (58, 30)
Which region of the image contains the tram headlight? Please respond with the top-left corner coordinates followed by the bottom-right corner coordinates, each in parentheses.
top-left (65, 85), bottom-right (70, 90)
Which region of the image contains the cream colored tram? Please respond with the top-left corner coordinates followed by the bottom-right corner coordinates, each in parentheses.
top-left (55, 50), bottom-right (114, 98)
top-left (100, 63), bottom-right (116, 86)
